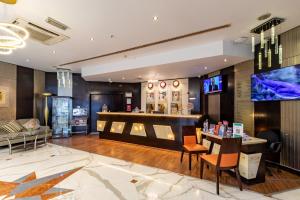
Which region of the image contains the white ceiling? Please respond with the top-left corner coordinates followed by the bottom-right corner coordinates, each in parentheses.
top-left (0, 0), bottom-right (300, 82)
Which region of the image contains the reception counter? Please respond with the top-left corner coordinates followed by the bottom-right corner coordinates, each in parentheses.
top-left (97, 112), bottom-right (202, 150)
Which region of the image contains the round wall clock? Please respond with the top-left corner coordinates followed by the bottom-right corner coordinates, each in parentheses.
top-left (173, 80), bottom-right (180, 88)
top-left (160, 81), bottom-right (166, 89)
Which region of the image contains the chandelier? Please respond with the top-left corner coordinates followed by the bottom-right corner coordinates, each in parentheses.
top-left (57, 68), bottom-right (72, 88)
top-left (0, 22), bottom-right (29, 55)
top-left (250, 17), bottom-right (284, 69)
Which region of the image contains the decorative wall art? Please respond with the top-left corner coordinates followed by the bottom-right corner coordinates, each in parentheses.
top-left (0, 87), bottom-right (9, 107)
top-left (158, 91), bottom-right (168, 114)
top-left (146, 92), bottom-right (155, 113)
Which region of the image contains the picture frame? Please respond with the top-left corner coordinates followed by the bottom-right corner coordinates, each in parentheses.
top-left (0, 86), bottom-right (9, 108)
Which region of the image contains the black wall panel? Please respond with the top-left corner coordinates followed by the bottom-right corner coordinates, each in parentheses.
top-left (16, 66), bottom-right (34, 119)
top-left (220, 66), bottom-right (235, 125)
top-left (253, 41), bottom-right (281, 136)
top-left (188, 77), bottom-right (201, 114)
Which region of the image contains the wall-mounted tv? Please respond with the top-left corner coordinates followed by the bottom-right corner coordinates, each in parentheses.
top-left (251, 65), bottom-right (300, 101)
top-left (204, 75), bottom-right (223, 94)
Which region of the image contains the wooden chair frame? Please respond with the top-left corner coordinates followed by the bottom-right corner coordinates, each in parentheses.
top-left (200, 137), bottom-right (243, 195)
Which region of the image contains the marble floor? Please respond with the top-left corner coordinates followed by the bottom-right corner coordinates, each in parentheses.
top-left (0, 144), bottom-right (296, 200)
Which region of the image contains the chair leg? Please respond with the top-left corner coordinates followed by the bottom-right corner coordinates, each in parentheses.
top-left (216, 169), bottom-right (220, 195)
top-left (235, 168), bottom-right (243, 191)
top-left (180, 150), bottom-right (184, 163)
top-left (189, 153), bottom-right (192, 170)
top-left (200, 158), bottom-right (204, 179)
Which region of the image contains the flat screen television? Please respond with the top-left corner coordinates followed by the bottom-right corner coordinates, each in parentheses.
top-left (203, 75), bottom-right (223, 94)
top-left (251, 65), bottom-right (300, 101)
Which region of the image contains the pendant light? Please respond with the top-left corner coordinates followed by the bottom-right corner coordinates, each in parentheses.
top-left (260, 30), bottom-right (264, 49)
top-left (271, 24), bottom-right (275, 44)
top-left (258, 52), bottom-right (262, 70)
top-left (275, 35), bottom-right (279, 54)
top-left (0, 23), bottom-right (29, 55)
top-left (251, 35), bottom-right (255, 53)
top-left (264, 39), bottom-right (268, 58)
top-left (268, 48), bottom-right (272, 67)
top-left (279, 44), bottom-right (283, 65)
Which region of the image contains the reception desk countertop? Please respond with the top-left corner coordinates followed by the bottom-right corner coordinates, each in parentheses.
top-left (97, 112), bottom-right (202, 119)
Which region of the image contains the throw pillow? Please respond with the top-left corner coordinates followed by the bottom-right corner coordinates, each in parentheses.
top-left (22, 119), bottom-right (40, 130)
top-left (0, 120), bottom-right (23, 133)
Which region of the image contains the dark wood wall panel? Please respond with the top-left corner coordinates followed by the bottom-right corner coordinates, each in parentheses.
top-left (45, 73), bottom-right (141, 128)
top-left (220, 66), bottom-right (235, 125)
top-left (72, 74), bottom-right (141, 110)
top-left (16, 66), bottom-right (34, 119)
top-left (188, 77), bottom-right (201, 114)
top-left (253, 41), bottom-right (281, 136)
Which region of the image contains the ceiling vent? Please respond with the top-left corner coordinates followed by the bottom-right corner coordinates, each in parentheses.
top-left (46, 17), bottom-right (69, 31)
top-left (12, 18), bottom-right (69, 45)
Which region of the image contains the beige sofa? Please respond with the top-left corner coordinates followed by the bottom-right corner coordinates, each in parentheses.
top-left (0, 119), bottom-right (52, 154)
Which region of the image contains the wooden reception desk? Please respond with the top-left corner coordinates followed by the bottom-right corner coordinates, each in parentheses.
top-left (97, 112), bottom-right (201, 150)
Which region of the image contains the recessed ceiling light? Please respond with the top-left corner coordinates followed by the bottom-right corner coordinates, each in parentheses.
top-left (52, 50), bottom-right (56, 54)
top-left (224, 58), bottom-right (227, 62)
top-left (204, 66), bottom-right (208, 70)
top-left (153, 16), bottom-right (158, 22)
top-left (90, 37), bottom-right (94, 41)
top-left (110, 34), bottom-right (114, 38)
top-left (122, 77), bottom-right (126, 80)
top-left (26, 58), bottom-right (30, 62)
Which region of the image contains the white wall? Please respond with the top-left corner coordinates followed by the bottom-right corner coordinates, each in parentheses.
top-left (141, 79), bottom-right (189, 115)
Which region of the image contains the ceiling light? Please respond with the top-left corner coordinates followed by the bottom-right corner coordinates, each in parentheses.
top-left (224, 58), bottom-right (227, 62)
top-left (0, 23), bottom-right (29, 55)
top-left (204, 66), bottom-right (208, 70)
top-left (26, 58), bottom-right (30, 62)
top-left (110, 34), bottom-right (114, 38)
top-left (52, 50), bottom-right (56, 54)
top-left (90, 37), bottom-right (94, 41)
top-left (153, 16), bottom-right (159, 22)
top-left (122, 77), bottom-right (126, 80)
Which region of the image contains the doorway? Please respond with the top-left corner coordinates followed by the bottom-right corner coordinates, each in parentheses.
top-left (90, 93), bottom-right (124, 132)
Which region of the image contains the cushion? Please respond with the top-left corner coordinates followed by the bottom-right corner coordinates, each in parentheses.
top-left (201, 153), bottom-right (239, 168)
top-left (183, 144), bottom-right (208, 152)
top-left (0, 120), bottom-right (23, 133)
top-left (21, 119), bottom-right (40, 130)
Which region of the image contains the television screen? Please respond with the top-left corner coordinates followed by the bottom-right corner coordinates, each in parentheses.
top-left (204, 75), bottom-right (223, 94)
top-left (251, 65), bottom-right (300, 101)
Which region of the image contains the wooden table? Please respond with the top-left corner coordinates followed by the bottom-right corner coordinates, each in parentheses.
top-left (201, 132), bottom-right (267, 184)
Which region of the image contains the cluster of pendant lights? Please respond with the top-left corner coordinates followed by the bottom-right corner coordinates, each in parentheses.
top-left (57, 68), bottom-right (72, 88)
top-left (251, 23), bottom-right (283, 70)
top-left (0, 23), bottom-right (29, 55)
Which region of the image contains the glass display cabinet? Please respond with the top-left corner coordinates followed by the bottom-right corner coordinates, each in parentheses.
top-left (52, 96), bottom-right (72, 138)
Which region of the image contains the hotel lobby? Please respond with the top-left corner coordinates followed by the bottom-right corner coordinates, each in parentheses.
top-left (0, 0), bottom-right (300, 199)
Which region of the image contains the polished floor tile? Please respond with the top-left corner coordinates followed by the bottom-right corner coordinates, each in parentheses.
top-left (0, 144), bottom-right (290, 200)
